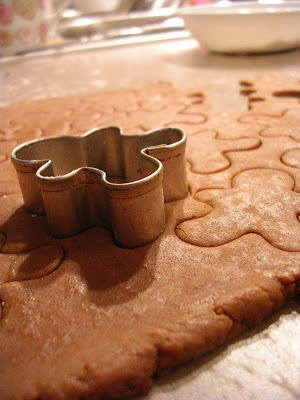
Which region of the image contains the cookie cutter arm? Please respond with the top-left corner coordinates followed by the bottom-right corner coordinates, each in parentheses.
top-left (11, 126), bottom-right (187, 248)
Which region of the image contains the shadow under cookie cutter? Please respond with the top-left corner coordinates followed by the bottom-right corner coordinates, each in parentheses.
top-left (11, 126), bottom-right (188, 248)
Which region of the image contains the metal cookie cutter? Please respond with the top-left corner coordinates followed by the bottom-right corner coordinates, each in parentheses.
top-left (11, 126), bottom-right (188, 248)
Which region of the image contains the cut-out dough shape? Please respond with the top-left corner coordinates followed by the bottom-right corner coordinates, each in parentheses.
top-left (0, 108), bottom-right (72, 142)
top-left (240, 109), bottom-right (300, 142)
top-left (99, 104), bottom-right (206, 133)
top-left (138, 91), bottom-right (204, 112)
top-left (0, 245), bottom-right (64, 285)
top-left (174, 101), bottom-right (206, 116)
top-left (176, 169), bottom-right (300, 251)
top-left (281, 148), bottom-right (300, 169)
top-left (42, 104), bottom-right (206, 138)
top-left (187, 135), bottom-right (300, 196)
top-left (247, 97), bottom-right (300, 116)
top-left (168, 109), bottom-right (262, 139)
top-left (186, 130), bottom-right (260, 174)
top-left (199, 111), bottom-right (263, 140)
top-left (134, 82), bottom-right (204, 109)
top-left (0, 82), bottom-right (204, 140)
top-left (161, 102), bottom-right (209, 134)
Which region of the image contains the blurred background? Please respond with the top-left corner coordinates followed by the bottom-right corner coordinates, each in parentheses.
top-left (1, 0), bottom-right (299, 58)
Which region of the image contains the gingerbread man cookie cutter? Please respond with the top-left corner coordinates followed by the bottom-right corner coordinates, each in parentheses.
top-left (11, 126), bottom-right (188, 248)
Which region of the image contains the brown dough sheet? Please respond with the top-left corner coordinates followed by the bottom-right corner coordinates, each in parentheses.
top-left (0, 78), bottom-right (299, 399)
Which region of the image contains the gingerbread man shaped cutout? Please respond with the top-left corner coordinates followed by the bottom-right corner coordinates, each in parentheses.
top-left (241, 109), bottom-right (300, 142)
top-left (186, 130), bottom-right (260, 174)
top-left (176, 169), bottom-right (300, 251)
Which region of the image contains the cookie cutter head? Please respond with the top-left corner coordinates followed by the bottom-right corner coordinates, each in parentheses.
top-left (11, 126), bottom-right (188, 248)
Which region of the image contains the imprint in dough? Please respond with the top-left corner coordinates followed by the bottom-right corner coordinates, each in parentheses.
top-left (186, 130), bottom-right (260, 174)
top-left (0, 245), bottom-right (64, 285)
top-left (241, 109), bottom-right (300, 142)
top-left (176, 169), bottom-right (300, 251)
top-left (281, 148), bottom-right (300, 169)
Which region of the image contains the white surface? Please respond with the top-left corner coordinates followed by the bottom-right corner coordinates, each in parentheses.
top-left (0, 36), bottom-right (300, 400)
top-left (139, 303), bottom-right (300, 400)
top-left (177, 1), bottom-right (300, 53)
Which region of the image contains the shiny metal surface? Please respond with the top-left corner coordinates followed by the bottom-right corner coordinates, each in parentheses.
top-left (11, 126), bottom-right (187, 248)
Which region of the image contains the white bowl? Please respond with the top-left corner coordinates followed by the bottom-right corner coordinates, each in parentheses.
top-left (177, 1), bottom-right (300, 54)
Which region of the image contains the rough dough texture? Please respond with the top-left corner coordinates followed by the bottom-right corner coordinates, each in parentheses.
top-left (0, 78), bottom-right (299, 399)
